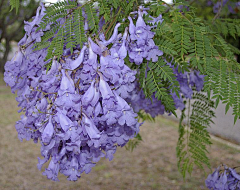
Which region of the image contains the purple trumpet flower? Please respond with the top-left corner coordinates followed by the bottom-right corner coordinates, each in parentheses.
top-left (57, 110), bottom-right (74, 132)
top-left (129, 46), bottom-right (148, 65)
top-left (99, 73), bottom-right (114, 99)
top-left (229, 168), bottom-right (240, 180)
top-left (110, 41), bottom-right (127, 68)
top-left (94, 102), bottom-right (102, 116)
top-left (88, 37), bottom-right (102, 55)
top-left (82, 80), bottom-right (99, 107)
top-left (45, 59), bottom-right (59, 76)
top-left (115, 92), bottom-right (137, 126)
top-left (82, 113), bottom-right (101, 140)
top-left (128, 14), bottom-right (154, 46)
top-left (58, 123), bottom-right (82, 142)
top-left (82, 39), bottom-right (98, 78)
top-left (4, 70), bottom-right (18, 88)
top-left (58, 69), bottom-right (75, 96)
top-left (214, 170), bottom-right (228, 189)
top-left (15, 115), bottom-right (32, 141)
top-left (40, 138), bottom-right (56, 158)
top-left (66, 140), bottom-right (81, 154)
top-left (171, 92), bottom-right (185, 111)
top-left (148, 14), bottom-right (164, 26)
top-left (62, 156), bottom-right (81, 181)
top-left (53, 145), bottom-right (66, 162)
top-left (43, 159), bottom-right (60, 181)
top-left (55, 91), bottom-right (81, 112)
top-left (4, 48), bottom-right (23, 73)
top-left (24, 6), bottom-right (42, 34)
top-left (100, 56), bottom-right (120, 83)
top-left (99, 23), bottom-right (121, 46)
top-left (24, 3), bottom-right (47, 34)
top-left (36, 98), bottom-right (48, 112)
top-left (99, 16), bottom-right (105, 30)
top-left (42, 116), bottom-right (54, 143)
top-left (101, 109), bottom-right (121, 125)
top-left (18, 34), bottom-right (28, 46)
top-left (105, 144), bottom-right (117, 161)
top-left (37, 156), bottom-right (49, 171)
top-left (65, 46), bottom-right (87, 70)
top-left (176, 72), bottom-right (193, 99)
top-left (146, 47), bottom-right (163, 62)
top-left (205, 167), bottom-right (220, 189)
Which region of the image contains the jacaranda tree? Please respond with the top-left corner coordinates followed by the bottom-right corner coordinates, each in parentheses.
top-left (4, 0), bottom-right (240, 189)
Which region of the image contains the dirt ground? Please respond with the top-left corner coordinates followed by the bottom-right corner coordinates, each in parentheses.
top-left (1, 75), bottom-right (240, 190)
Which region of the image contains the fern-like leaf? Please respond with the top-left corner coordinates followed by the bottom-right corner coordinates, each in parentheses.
top-left (177, 93), bottom-right (215, 177)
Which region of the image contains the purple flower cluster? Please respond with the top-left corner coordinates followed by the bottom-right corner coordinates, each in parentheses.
top-left (128, 7), bottom-right (163, 65)
top-left (4, 4), bottom-right (146, 182)
top-left (4, 3), bottom-right (207, 182)
top-left (206, 165), bottom-right (240, 190)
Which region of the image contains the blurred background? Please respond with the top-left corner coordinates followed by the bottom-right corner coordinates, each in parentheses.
top-left (1, 0), bottom-right (240, 189)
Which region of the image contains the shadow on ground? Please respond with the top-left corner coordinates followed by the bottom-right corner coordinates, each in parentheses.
top-left (1, 74), bottom-right (240, 190)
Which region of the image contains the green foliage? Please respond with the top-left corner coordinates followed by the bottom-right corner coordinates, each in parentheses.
top-left (177, 93), bottom-right (215, 178)
top-left (149, 1), bottom-right (240, 125)
top-left (10, 0), bottom-right (19, 13)
top-left (172, 18), bottom-right (192, 61)
top-left (125, 133), bottom-right (143, 152)
top-left (144, 61), bottom-right (178, 115)
top-left (138, 110), bottom-right (155, 122)
top-left (85, 3), bottom-right (99, 33)
top-left (140, 58), bottom-right (180, 115)
top-left (99, 0), bottom-right (110, 23)
top-left (73, 9), bottom-right (87, 48)
top-left (213, 19), bottom-right (240, 39)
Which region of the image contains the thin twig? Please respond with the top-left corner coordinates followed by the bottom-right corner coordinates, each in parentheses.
top-left (212, 0), bottom-right (223, 23)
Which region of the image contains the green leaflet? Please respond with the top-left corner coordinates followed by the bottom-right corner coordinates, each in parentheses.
top-left (125, 133), bottom-right (143, 152)
top-left (99, 0), bottom-right (110, 23)
top-left (172, 18), bottom-right (193, 61)
top-left (145, 67), bottom-right (177, 115)
top-left (214, 19), bottom-right (240, 39)
top-left (72, 9), bottom-right (87, 48)
top-left (85, 3), bottom-right (99, 33)
top-left (138, 110), bottom-right (155, 122)
top-left (10, 0), bottom-right (19, 13)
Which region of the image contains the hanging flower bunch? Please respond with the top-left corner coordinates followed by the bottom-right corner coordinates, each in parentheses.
top-left (4, 1), bottom-right (233, 186)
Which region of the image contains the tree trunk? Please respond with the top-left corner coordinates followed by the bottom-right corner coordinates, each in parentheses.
top-left (0, 39), bottom-right (10, 73)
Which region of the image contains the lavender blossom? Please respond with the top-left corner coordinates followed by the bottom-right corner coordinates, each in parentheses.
top-left (42, 116), bottom-right (54, 143)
